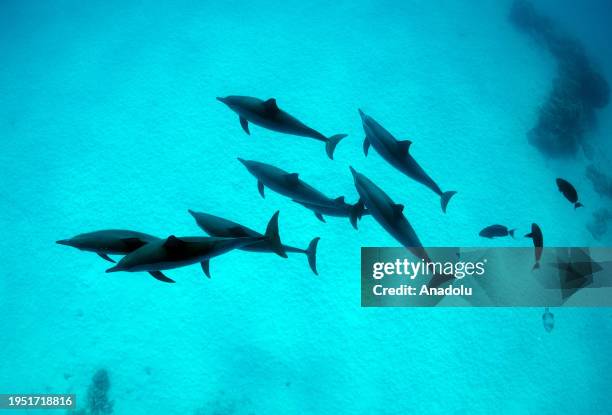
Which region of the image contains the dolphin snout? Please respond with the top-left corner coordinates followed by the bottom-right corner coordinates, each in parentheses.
top-left (56, 239), bottom-right (72, 246)
top-left (106, 265), bottom-right (121, 273)
top-left (349, 166), bottom-right (359, 178)
top-left (237, 157), bottom-right (248, 166)
top-left (216, 96), bottom-right (227, 103)
top-left (358, 109), bottom-right (368, 120)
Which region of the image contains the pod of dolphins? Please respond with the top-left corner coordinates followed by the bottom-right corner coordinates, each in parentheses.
top-left (57, 95), bottom-right (587, 288)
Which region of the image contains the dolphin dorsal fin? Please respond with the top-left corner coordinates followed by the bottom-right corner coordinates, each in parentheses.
top-left (163, 235), bottom-right (186, 250)
top-left (397, 140), bottom-right (412, 155)
top-left (334, 196), bottom-right (345, 204)
top-left (285, 173), bottom-right (300, 185)
top-left (392, 204), bottom-right (404, 217)
top-left (263, 98), bottom-right (280, 114)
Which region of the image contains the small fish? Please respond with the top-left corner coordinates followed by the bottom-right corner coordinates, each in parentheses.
top-left (542, 307), bottom-right (554, 332)
top-left (525, 223), bottom-right (543, 270)
top-left (556, 178), bottom-right (583, 209)
top-left (479, 224), bottom-right (515, 239)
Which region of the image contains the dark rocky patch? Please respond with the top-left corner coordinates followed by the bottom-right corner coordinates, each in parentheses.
top-left (510, 0), bottom-right (609, 158)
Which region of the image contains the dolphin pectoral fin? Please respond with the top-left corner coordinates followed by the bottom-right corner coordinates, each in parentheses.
top-left (257, 181), bottom-right (265, 198)
top-left (363, 137), bottom-right (370, 156)
top-left (315, 212), bottom-right (326, 223)
top-left (349, 199), bottom-right (365, 230)
top-left (397, 140), bottom-right (412, 155)
top-left (239, 116), bottom-right (250, 135)
top-left (201, 260), bottom-right (211, 278)
top-left (97, 253), bottom-right (116, 263)
top-left (149, 271), bottom-right (175, 283)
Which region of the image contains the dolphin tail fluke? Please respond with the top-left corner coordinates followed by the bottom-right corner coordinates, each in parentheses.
top-left (532, 262), bottom-right (540, 271)
top-left (264, 211), bottom-right (288, 258)
top-left (440, 191), bottom-right (457, 213)
top-left (575, 202), bottom-right (584, 209)
top-left (325, 134), bottom-right (348, 160)
top-left (508, 229), bottom-right (516, 239)
top-left (349, 199), bottom-right (366, 230)
top-left (305, 237), bottom-right (320, 275)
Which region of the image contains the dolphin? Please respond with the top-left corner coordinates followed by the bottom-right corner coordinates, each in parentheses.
top-left (238, 158), bottom-right (365, 227)
top-left (359, 109), bottom-right (457, 213)
top-left (56, 230), bottom-right (160, 263)
top-left (106, 212), bottom-right (286, 282)
top-left (525, 223), bottom-right (544, 270)
top-left (189, 209), bottom-right (320, 275)
top-left (217, 96), bottom-right (347, 159)
top-left (349, 166), bottom-right (429, 262)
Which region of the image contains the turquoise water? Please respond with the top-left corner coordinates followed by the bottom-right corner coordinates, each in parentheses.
top-left (2, 0), bottom-right (612, 413)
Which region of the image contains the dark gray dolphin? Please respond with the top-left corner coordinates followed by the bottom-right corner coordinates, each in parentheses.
top-left (359, 109), bottom-right (457, 213)
top-left (238, 158), bottom-right (364, 227)
top-left (349, 166), bottom-right (429, 262)
top-left (106, 213), bottom-right (286, 282)
top-left (525, 223), bottom-right (544, 270)
top-left (556, 178), bottom-right (583, 209)
top-left (189, 209), bottom-right (320, 275)
top-left (56, 230), bottom-right (160, 263)
top-left (217, 96), bottom-right (347, 159)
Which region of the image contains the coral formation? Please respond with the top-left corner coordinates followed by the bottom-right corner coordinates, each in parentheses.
top-left (586, 208), bottom-right (612, 241)
top-left (510, 0), bottom-right (609, 158)
top-left (585, 164), bottom-right (612, 199)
